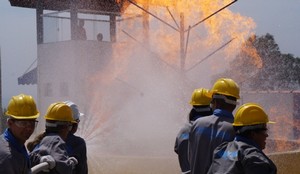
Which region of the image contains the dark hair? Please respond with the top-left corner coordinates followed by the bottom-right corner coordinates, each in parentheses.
top-left (234, 124), bottom-right (267, 137)
top-left (189, 106), bottom-right (212, 121)
top-left (212, 95), bottom-right (236, 112)
top-left (97, 33), bottom-right (103, 41)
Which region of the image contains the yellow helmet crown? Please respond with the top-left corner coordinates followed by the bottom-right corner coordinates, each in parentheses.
top-left (209, 78), bottom-right (240, 99)
top-left (44, 102), bottom-right (74, 122)
top-left (189, 88), bottom-right (211, 106)
top-left (233, 103), bottom-right (275, 126)
top-left (5, 94), bottom-right (39, 119)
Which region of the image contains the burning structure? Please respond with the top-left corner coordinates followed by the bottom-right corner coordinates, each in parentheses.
top-left (10, 0), bottom-right (300, 173)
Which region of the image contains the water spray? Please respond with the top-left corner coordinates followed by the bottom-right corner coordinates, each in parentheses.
top-left (115, 77), bottom-right (144, 97)
top-left (185, 37), bottom-right (236, 72)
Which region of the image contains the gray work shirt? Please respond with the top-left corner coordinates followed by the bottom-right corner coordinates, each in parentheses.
top-left (208, 136), bottom-right (277, 174)
top-left (175, 122), bottom-right (192, 174)
top-left (29, 133), bottom-right (74, 174)
top-left (0, 129), bottom-right (31, 174)
top-left (174, 108), bottom-right (212, 174)
top-left (188, 109), bottom-right (235, 174)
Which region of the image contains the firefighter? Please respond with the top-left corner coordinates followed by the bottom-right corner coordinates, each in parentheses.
top-left (64, 101), bottom-right (88, 174)
top-left (174, 88), bottom-right (212, 174)
top-left (208, 103), bottom-right (277, 174)
top-left (29, 102), bottom-right (78, 173)
top-left (189, 78), bottom-right (240, 174)
top-left (0, 94), bottom-right (40, 174)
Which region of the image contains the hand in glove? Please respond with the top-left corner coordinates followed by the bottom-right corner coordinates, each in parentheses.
top-left (40, 155), bottom-right (56, 171)
top-left (67, 157), bottom-right (78, 169)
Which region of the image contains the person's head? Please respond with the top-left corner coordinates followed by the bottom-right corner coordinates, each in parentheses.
top-left (97, 33), bottom-right (103, 41)
top-left (208, 78), bottom-right (240, 112)
top-left (78, 19), bottom-right (85, 27)
top-left (5, 94), bottom-right (40, 144)
top-left (233, 103), bottom-right (275, 150)
top-left (189, 88), bottom-right (212, 121)
top-left (63, 101), bottom-right (84, 134)
top-left (44, 102), bottom-right (74, 140)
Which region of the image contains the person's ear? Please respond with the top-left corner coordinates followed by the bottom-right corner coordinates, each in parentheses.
top-left (7, 119), bottom-right (14, 127)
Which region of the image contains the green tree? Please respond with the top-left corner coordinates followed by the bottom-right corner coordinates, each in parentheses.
top-left (213, 33), bottom-right (300, 90)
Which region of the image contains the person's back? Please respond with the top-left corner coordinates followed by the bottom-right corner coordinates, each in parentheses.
top-left (208, 103), bottom-right (277, 174)
top-left (189, 110), bottom-right (235, 174)
top-left (30, 133), bottom-right (72, 174)
top-left (29, 102), bottom-right (78, 174)
top-left (66, 134), bottom-right (87, 174)
top-left (64, 101), bottom-right (88, 174)
top-left (0, 94), bottom-right (40, 174)
top-left (75, 19), bottom-right (87, 40)
top-left (188, 78), bottom-right (240, 174)
top-left (208, 139), bottom-right (276, 174)
top-left (174, 88), bottom-right (212, 174)
top-left (175, 121), bottom-right (192, 173)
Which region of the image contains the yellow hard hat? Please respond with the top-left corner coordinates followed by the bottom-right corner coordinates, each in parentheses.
top-left (209, 78), bottom-right (240, 99)
top-left (5, 94), bottom-right (39, 119)
top-left (233, 103), bottom-right (275, 126)
top-left (44, 102), bottom-right (74, 122)
top-left (189, 88), bottom-right (211, 106)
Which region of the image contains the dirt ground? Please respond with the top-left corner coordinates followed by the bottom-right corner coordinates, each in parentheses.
top-left (88, 155), bottom-right (179, 174)
top-left (87, 150), bottom-right (300, 174)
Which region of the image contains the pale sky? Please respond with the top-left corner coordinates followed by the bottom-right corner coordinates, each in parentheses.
top-left (0, 0), bottom-right (299, 107)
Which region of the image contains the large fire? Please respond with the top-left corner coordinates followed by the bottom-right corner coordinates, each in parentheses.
top-left (84, 0), bottom-right (258, 147)
top-left (82, 0), bottom-right (255, 153)
top-left (118, 0), bottom-right (256, 70)
top-left (77, 1), bottom-right (300, 173)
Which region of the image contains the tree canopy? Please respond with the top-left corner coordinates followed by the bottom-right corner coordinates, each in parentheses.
top-left (213, 33), bottom-right (300, 91)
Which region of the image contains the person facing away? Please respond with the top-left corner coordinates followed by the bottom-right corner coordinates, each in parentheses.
top-left (97, 33), bottom-right (103, 42)
top-left (174, 88), bottom-right (213, 174)
top-left (64, 101), bottom-right (88, 174)
top-left (188, 78), bottom-right (240, 174)
top-left (75, 19), bottom-right (87, 40)
top-left (0, 94), bottom-right (40, 174)
top-left (28, 102), bottom-right (78, 174)
top-left (208, 103), bottom-right (277, 174)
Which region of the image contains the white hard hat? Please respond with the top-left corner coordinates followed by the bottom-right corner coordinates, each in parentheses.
top-left (63, 101), bottom-right (84, 121)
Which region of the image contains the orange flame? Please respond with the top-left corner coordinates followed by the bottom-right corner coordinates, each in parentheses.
top-left (120, 0), bottom-right (256, 69)
top-left (240, 35), bottom-right (262, 68)
top-left (136, 0), bottom-right (176, 6)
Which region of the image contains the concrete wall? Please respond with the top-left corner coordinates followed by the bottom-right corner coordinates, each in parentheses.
top-left (36, 40), bottom-right (113, 133)
top-left (269, 150), bottom-right (300, 174)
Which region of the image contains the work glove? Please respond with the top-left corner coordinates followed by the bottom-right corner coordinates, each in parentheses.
top-left (40, 155), bottom-right (56, 172)
top-left (67, 157), bottom-right (78, 169)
